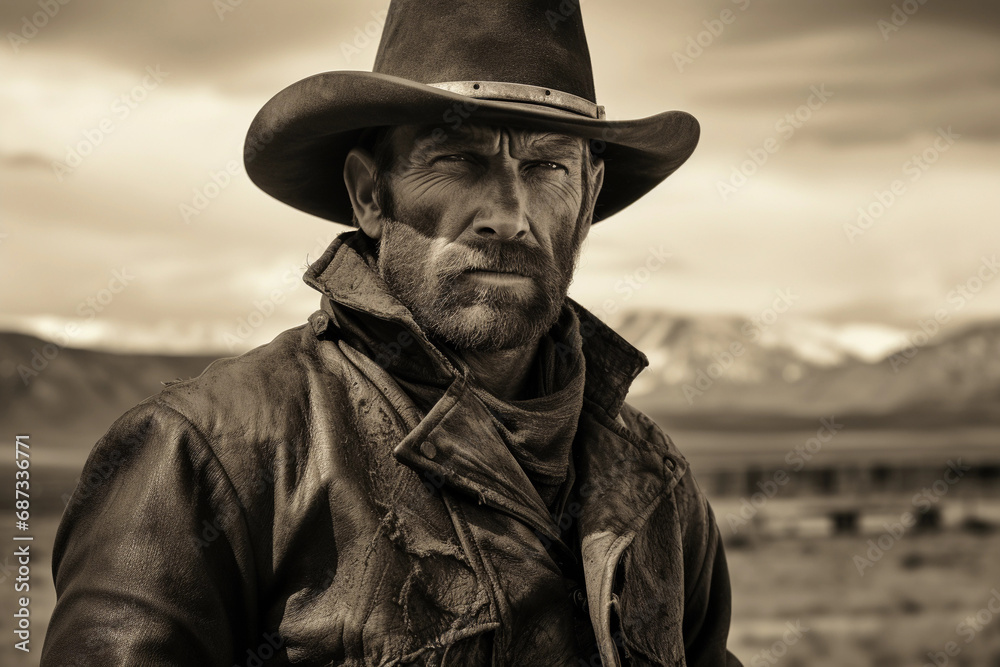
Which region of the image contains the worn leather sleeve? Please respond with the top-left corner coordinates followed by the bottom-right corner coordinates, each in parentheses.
top-left (41, 400), bottom-right (256, 667)
top-left (678, 471), bottom-right (743, 667)
top-left (619, 403), bottom-right (742, 667)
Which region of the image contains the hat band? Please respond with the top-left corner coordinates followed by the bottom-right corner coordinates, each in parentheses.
top-left (427, 81), bottom-right (606, 120)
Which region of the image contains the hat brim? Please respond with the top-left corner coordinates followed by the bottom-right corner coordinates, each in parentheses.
top-left (244, 71), bottom-right (699, 224)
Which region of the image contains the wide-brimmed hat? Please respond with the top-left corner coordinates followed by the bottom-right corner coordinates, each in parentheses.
top-left (244, 0), bottom-right (699, 224)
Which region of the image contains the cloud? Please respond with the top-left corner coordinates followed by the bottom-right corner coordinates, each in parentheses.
top-left (2, 0), bottom-right (391, 94)
top-left (687, 25), bottom-right (1000, 145)
top-left (0, 151), bottom-right (50, 170)
top-left (1, 0), bottom-right (998, 352)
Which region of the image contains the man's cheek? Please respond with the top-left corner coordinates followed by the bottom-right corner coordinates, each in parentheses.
top-left (389, 205), bottom-right (440, 239)
top-left (533, 180), bottom-right (582, 215)
top-left (396, 176), bottom-right (477, 227)
top-left (528, 199), bottom-right (580, 242)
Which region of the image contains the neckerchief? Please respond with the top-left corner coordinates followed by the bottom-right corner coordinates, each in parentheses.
top-left (469, 307), bottom-right (585, 511)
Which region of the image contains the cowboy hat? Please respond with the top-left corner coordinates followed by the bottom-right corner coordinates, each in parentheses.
top-left (244, 0), bottom-right (699, 224)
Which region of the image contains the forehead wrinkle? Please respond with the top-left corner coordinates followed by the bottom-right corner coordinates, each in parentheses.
top-left (408, 124), bottom-right (585, 160)
top-left (517, 131), bottom-right (585, 151)
top-left (410, 124), bottom-right (501, 158)
top-left (511, 131), bottom-right (588, 163)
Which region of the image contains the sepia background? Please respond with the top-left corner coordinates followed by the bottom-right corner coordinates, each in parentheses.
top-left (2, 0), bottom-right (999, 664)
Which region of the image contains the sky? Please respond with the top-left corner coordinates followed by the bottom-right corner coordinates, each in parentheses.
top-left (1, 0), bottom-right (998, 355)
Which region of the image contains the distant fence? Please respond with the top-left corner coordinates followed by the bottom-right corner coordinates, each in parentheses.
top-left (707, 458), bottom-right (1000, 539)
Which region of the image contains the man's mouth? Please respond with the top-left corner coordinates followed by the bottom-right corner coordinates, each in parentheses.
top-left (461, 268), bottom-right (533, 285)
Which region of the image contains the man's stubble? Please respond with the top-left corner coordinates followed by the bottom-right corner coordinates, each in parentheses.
top-left (375, 189), bottom-right (593, 352)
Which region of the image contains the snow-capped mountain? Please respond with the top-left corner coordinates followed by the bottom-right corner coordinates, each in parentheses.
top-left (603, 311), bottom-right (1000, 428)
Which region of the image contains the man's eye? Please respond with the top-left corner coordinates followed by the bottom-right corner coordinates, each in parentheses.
top-left (436, 154), bottom-right (469, 163)
top-left (527, 161), bottom-right (567, 173)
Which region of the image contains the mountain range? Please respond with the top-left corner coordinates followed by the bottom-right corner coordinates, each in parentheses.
top-left (3, 311), bottom-right (1000, 462)
top-left (607, 311), bottom-right (1000, 430)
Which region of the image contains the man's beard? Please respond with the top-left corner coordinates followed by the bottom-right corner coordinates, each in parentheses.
top-left (377, 217), bottom-right (585, 352)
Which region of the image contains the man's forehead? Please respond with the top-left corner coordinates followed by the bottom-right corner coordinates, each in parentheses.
top-left (393, 123), bottom-right (588, 156)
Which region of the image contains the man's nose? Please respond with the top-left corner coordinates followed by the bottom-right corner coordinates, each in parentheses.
top-left (471, 172), bottom-right (530, 241)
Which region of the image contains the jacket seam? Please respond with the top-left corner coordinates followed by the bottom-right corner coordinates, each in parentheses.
top-left (150, 399), bottom-right (258, 588)
top-left (617, 404), bottom-right (690, 492)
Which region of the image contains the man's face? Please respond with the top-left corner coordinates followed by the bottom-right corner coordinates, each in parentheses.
top-left (367, 123), bottom-right (604, 352)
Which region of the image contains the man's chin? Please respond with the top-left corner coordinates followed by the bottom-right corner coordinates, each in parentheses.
top-left (420, 302), bottom-right (559, 352)
top-left (446, 277), bottom-right (540, 309)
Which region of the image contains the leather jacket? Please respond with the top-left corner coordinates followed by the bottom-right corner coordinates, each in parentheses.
top-left (42, 232), bottom-right (741, 666)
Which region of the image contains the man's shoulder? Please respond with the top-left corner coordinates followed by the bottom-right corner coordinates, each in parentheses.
top-left (617, 401), bottom-right (690, 473)
top-left (616, 401), bottom-right (714, 512)
top-left (85, 321), bottom-right (368, 503)
top-left (157, 324), bottom-right (319, 419)
top-left (108, 321), bottom-right (358, 462)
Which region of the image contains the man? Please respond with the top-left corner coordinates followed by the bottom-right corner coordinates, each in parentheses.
top-left (43, 1), bottom-right (741, 665)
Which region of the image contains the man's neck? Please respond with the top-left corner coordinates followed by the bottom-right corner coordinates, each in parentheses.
top-left (456, 340), bottom-right (541, 402)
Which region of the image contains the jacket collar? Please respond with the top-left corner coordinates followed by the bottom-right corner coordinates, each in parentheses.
top-left (306, 232), bottom-right (684, 499)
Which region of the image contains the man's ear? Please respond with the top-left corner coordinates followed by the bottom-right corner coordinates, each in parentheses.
top-left (344, 147), bottom-right (384, 239)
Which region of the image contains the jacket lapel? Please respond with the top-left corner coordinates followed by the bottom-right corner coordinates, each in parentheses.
top-left (392, 375), bottom-right (565, 548)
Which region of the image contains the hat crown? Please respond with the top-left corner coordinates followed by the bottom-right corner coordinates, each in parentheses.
top-left (373, 0), bottom-right (597, 103)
